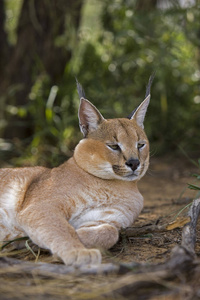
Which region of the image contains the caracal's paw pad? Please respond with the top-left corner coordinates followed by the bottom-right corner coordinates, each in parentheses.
top-left (63, 248), bottom-right (101, 267)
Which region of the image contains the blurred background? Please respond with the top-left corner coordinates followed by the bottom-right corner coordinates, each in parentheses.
top-left (0, 0), bottom-right (199, 167)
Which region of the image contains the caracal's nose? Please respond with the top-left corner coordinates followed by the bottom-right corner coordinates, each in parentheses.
top-left (125, 158), bottom-right (140, 171)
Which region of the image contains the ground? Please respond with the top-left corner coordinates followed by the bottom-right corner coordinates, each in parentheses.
top-left (0, 156), bottom-right (200, 299)
top-left (108, 155), bottom-right (199, 265)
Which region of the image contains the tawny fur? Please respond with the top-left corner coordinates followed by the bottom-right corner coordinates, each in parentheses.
top-left (0, 92), bottom-right (150, 267)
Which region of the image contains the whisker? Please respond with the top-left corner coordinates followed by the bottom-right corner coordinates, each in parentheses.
top-left (146, 169), bottom-right (156, 176)
top-left (149, 148), bottom-right (158, 158)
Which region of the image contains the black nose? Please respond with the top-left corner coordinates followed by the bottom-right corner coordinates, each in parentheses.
top-left (125, 158), bottom-right (140, 171)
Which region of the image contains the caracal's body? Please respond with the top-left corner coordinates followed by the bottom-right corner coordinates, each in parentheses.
top-left (0, 79), bottom-right (152, 266)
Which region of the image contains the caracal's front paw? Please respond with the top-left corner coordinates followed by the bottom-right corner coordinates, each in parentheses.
top-left (77, 224), bottom-right (119, 249)
top-left (62, 248), bottom-right (101, 267)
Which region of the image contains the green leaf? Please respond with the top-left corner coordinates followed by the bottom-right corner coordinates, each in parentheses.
top-left (192, 174), bottom-right (200, 180)
top-left (188, 183), bottom-right (200, 191)
top-left (1, 236), bottom-right (29, 250)
top-left (45, 108), bottom-right (53, 122)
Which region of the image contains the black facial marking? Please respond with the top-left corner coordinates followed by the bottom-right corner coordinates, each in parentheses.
top-left (113, 134), bottom-right (118, 142)
top-left (118, 119), bottom-right (130, 137)
top-left (127, 108), bottom-right (137, 120)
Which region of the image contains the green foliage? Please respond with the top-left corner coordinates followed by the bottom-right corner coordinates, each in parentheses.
top-left (1, 0), bottom-right (200, 166)
top-left (12, 72), bottom-right (80, 167)
top-left (78, 0), bottom-right (200, 154)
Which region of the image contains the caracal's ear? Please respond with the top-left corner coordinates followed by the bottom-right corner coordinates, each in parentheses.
top-left (78, 98), bottom-right (105, 137)
top-left (130, 95), bottom-right (150, 129)
top-left (76, 79), bottom-right (105, 137)
top-left (128, 73), bottom-right (155, 129)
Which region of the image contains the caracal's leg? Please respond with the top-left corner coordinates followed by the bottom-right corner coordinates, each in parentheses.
top-left (18, 205), bottom-right (101, 266)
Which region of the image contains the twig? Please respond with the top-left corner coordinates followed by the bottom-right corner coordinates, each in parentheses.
top-left (122, 224), bottom-right (168, 237)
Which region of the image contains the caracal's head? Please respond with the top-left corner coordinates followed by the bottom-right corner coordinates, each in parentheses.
top-left (74, 78), bottom-right (153, 182)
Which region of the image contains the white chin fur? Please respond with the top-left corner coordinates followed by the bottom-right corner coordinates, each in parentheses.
top-left (90, 163), bottom-right (140, 181)
top-left (89, 163), bottom-right (116, 180)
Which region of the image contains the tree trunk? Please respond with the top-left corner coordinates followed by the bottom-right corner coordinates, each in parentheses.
top-left (0, 0), bottom-right (11, 122)
top-left (0, 0), bottom-right (83, 139)
top-left (135, 0), bottom-right (157, 11)
top-left (0, 1), bottom-right (11, 75)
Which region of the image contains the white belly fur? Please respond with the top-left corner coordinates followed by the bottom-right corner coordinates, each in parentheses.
top-left (0, 181), bottom-right (25, 241)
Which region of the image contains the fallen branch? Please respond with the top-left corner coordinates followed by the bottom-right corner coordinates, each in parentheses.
top-left (0, 256), bottom-right (120, 276)
top-left (123, 216), bottom-right (191, 238)
top-left (181, 198), bottom-right (200, 253)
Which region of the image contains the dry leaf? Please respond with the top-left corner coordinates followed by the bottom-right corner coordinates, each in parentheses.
top-left (166, 216), bottom-right (191, 231)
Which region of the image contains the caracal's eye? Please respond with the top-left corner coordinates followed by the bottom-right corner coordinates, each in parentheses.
top-left (137, 142), bottom-right (145, 150)
top-left (107, 144), bottom-right (121, 151)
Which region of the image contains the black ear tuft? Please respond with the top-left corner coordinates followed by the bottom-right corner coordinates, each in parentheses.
top-left (76, 78), bottom-right (86, 99)
top-left (127, 72), bottom-right (155, 120)
top-left (145, 71), bottom-right (156, 98)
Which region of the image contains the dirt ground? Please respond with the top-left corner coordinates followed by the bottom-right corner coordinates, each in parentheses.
top-left (0, 156), bottom-right (200, 299)
top-left (107, 156), bottom-right (199, 265)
